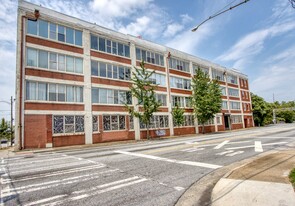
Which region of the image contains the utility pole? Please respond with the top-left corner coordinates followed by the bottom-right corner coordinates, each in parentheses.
top-left (10, 96), bottom-right (13, 146)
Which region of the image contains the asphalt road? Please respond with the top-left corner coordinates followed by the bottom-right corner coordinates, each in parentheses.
top-left (1, 124), bottom-right (295, 206)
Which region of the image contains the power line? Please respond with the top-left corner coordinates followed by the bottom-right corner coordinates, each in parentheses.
top-left (192, 0), bottom-right (250, 32)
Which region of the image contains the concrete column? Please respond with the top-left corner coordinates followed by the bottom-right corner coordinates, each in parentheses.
top-left (83, 30), bottom-right (93, 144)
top-left (15, 9), bottom-right (26, 150)
top-left (130, 42), bottom-right (140, 140)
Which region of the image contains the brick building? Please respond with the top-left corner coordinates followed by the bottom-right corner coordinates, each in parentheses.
top-left (15, 1), bottom-right (254, 149)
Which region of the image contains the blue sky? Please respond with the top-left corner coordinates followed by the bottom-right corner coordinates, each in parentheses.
top-left (0, 0), bottom-right (295, 120)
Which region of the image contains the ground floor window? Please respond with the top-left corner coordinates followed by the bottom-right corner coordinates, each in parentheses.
top-left (53, 115), bottom-right (84, 134)
top-left (173, 115), bottom-right (194, 127)
top-left (93, 116), bottom-right (99, 132)
top-left (140, 115), bottom-right (169, 129)
top-left (231, 115), bottom-right (242, 124)
top-left (103, 115), bottom-right (126, 131)
top-left (129, 116), bottom-right (134, 130)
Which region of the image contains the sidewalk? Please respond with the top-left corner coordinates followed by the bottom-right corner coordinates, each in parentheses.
top-left (211, 149), bottom-right (295, 206)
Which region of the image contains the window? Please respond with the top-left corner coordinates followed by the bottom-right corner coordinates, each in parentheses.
top-left (66, 56), bottom-right (74, 72)
top-left (26, 81), bottom-right (37, 100)
top-left (220, 86), bottom-right (226, 96)
top-left (212, 69), bottom-right (225, 81)
top-left (91, 60), bottom-right (131, 81)
top-left (222, 101), bottom-right (228, 110)
top-left (66, 27), bottom-right (74, 44)
top-left (27, 48), bottom-right (37, 67)
top-left (140, 115), bottom-right (169, 129)
top-left (92, 88), bottom-right (132, 105)
top-left (193, 64), bottom-right (209, 75)
top-left (38, 50), bottom-right (48, 69)
top-left (216, 116), bottom-right (222, 125)
top-left (129, 116), bottom-right (134, 130)
top-left (75, 30), bottom-right (82, 46)
top-left (148, 72), bottom-right (166, 86)
top-left (135, 48), bottom-right (164, 66)
top-left (58, 25), bottom-right (65, 42)
top-left (169, 58), bottom-right (190, 72)
top-left (170, 76), bottom-right (191, 90)
top-left (103, 115), bottom-right (126, 131)
top-left (174, 115), bottom-right (194, 127)
top-left (53, 115), bottom-right (84, 134)
top-left (27, 19), bottom-right (82, 46)
top-left (228, 88), bottom-right (239, 97)
top-left (230, 101), bottom-right (240, 110)
top-left (38, 83), bottom-right (47, 101)
top-left (26, 47), bottom-right (83, 74)
top-left (49, 23), bottom-right (57, 40)
top-left (227, 74), bottom-right (238, 84)
top-left (155, 94), bottom-right (167, 106)
top-left (38, 20), bottom-right (48, 38)
top-left (27, 19), bottom-right (37, 35)
top-left (49, 53), bottom-right (57, 70)
top-left (26, 81), bottom-right (83, 103)
top-left (231, 115), bottom-right (242, 124)
top-left (93, 116), bottom-right (99, 132)
top-left (91, 34), bottom-right (130, 58)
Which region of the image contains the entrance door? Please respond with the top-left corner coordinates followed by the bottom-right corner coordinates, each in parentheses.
top-left (224, 115), bottom-right (230, 130)
top-left (244, 118), bottom-right (247, 128)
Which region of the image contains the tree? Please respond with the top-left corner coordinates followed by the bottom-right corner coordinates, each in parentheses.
top-left (0, 118), bottom-right (9, 139)
top-left (251, 93), bottom-right (269, 126)
top-left (277, 110), bottom-right (295, 123)
top-left (191, 68), bottom-right (222, 134)
top-left (172, 104), bottom-right (185, 127)
top-left (126, 61), bottom-right (161, 139)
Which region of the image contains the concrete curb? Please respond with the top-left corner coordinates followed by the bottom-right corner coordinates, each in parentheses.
top-left (175, 142), bottom-right (295, 206)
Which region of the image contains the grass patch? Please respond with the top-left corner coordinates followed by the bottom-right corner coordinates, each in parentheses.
top-left (289, 168), bottom-right (295, 188)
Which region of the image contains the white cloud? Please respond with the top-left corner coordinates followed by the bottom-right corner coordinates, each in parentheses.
top-left (217, 21), bottom-right (295, 63)
top-left (251, 44), bottom-right (295, 102)
top-left (166, 22), bottom-right (214, 54)
top-left (163, 23), bottom-right (183, 38)
top-left (89, 0), bottom-right (152, 19)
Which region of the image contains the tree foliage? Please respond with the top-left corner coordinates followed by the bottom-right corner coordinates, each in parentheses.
top-left (251, 93), bottom-right (295, 125)
top-left (191, 68), bottom-right (222, 133)
top-left (172, 104), bottom-right (185, 127)
top-left (0, 118), bottom-right (10, 139)
top-left (126, 61), bottom-right (161, 139)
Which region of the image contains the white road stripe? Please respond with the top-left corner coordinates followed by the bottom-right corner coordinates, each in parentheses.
top-left (226, 142), bottom-right (287, 150)
top-left (115, 150), bottom-right (222, 169)
top-left (214, 140), bottom-right (230, 149)
top-left (216, 150), bottom-right (235, 155)
top-left (24, 195), bottom-right (68, 206)
top-left (2, 169), bottom-right (118, 193)
top-left (181, 148), bottom-right (205, 152)
top-left (2, 156), bottom-right (75, 166)
top-left (39, 178), bottom-right (148, 206)
top-left (255, 141), bottom-right (263, 152)
top-left (2, 164), bottom-right (105, 184)
top-left (2, 169), bottom-right (119, 197)
top-left (174, 186), bottom-right (185, 191)
top-left (73, 176), bottom-right (140, 194)
top-left (226, 151), bottom-right (244, 156)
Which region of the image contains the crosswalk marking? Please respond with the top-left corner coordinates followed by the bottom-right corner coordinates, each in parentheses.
top-left (225, 142), bottom-right (287, 150)
top-left (214, 140), bottom-right (230, 149)
top-left (255, 141), bottom-right (263, 152)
